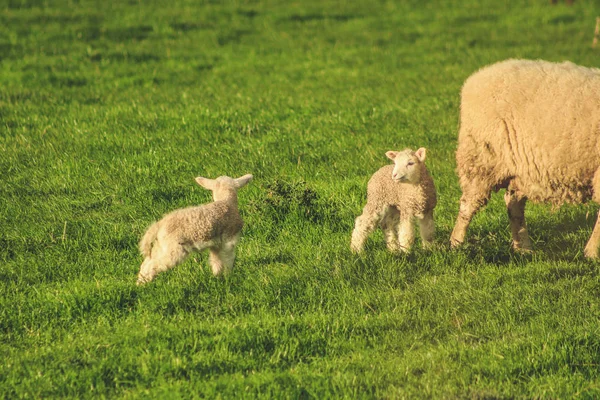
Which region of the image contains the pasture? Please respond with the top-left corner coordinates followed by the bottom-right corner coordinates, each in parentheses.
top-left (2, 0), bottom-right (600, 397)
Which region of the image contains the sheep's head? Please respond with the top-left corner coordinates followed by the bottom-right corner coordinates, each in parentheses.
top-left (195, 174), bottom-right (253, 201)
top-left (385, 148), bottom-right (426, 184)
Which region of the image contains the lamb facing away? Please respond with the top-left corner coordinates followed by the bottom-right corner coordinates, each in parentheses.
top-left (351, 148), bottom-right (437, 253)
top-left (450, 59), bottom-right (600, 257)
top-left (137, 174), bottom-right (253, 284)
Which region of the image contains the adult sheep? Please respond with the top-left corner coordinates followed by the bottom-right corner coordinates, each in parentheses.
top-left (450, 59), bottom-right (600, 258)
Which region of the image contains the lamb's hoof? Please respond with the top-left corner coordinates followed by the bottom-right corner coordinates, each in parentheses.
top-left (386, 244), bottom-right (400, 253)
top-left (513, 246), bottom-right (533, 254)
top-left (421, 242), bottom-right (434, 250)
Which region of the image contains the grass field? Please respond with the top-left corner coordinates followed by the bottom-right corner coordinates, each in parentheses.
top-left (2, 0), bottom-right (600, 397)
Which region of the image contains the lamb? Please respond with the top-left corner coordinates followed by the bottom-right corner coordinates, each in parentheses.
top-left (450, 59), bottom-right (600, 258)
top-left (351, 148), bottom-right (437, 253)
top-left (137, 174), bottom-right (253, 284)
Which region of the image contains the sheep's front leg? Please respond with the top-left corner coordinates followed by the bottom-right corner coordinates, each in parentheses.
top-left (380, 206), bottom-right (400, 252)
top-left (585, 170), bottom-right (600, 259)
top-left (209, 236), bottom-right (239, 276)
top-left (504, 190), bottom-right (532, 252)
top-left (397, 215), bottom-right (415, 252)
top-left (351, 204), bottom-right (384, 253)
top-left (418, 210), bottom-right (434, 249)
top-left (450, 188), bottom-right (491, 248)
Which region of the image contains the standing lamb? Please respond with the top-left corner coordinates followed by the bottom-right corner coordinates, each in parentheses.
top-left (137, 174), bottom-right (253, 284)
top-left (450, 59), bottom-right (600, 258)
top-left (351, 148), bottom-right (437, 253)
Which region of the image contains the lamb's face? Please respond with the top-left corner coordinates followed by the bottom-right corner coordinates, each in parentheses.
top-left (385, 148), bottom-right (427, 184)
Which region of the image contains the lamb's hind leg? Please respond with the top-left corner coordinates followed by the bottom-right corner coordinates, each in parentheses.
top-left (137, 240), bottom-right (189, 285)
top-left (351, 204), bottom-right (385, 253)
top-left (504, 190), bottom-right (532, 252)
top-left (418, 210), bottom-right (435, 249)
top-left (380, 206), bottom-right (400, 252)
top-left (137, 258), bottom-right (154, 285)
top-left (209, 236), bottom-right (239, 276)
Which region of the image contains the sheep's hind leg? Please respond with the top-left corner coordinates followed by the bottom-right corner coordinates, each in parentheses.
top-left (504, 190), bottom-right (532, 252)
top-left (380, 206), bottom-right (400, 252)
top-left (351, 204), bottom-right (385, 253)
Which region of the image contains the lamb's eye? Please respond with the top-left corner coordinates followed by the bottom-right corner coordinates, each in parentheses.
top-left (407, 161), bottom-right (415, 166)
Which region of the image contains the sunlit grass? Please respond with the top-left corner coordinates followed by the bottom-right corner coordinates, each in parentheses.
top-left (2, 0), bottom-right (600, 397)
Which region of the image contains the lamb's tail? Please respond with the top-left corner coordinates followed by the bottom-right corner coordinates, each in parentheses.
top-left (139, 222), bottom-right (160, 257)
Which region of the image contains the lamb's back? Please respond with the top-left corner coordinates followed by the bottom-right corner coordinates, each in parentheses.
top-left (162, 201), bottom-right (243, 244)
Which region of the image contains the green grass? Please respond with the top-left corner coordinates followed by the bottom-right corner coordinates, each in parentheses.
top-left (2, 0), bottom-right (600, 397)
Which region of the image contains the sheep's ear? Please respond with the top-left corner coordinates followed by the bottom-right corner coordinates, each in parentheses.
top-left (385, 151), bottom-right (398, 161)
top-left (195, 177), bottom-right (216, 191)
top-left (414, 147), bottom-right (426, 162)
top-left (234, 174), bottom-right (253, 189)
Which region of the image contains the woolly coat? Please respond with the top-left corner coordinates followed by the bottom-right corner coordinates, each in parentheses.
top-left (366, 164), bottom-right (437, 218)
top-left (139, 200), bottom-right (243, 257)
top-left (457, 59), bottom-right (600, 205)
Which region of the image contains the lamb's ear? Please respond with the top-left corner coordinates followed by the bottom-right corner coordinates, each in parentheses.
top-left (385, 151), bottom-right (398, 161)
top-left (195, 177), bottom-right (216, 191)
top-left (234, 174), bottom-right (253, 189)
top-left (414, 147), bottom-right (427, 162)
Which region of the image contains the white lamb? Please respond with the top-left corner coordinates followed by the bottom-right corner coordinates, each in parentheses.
top-left (351, 148), bottom-right (437, 253)
top-left (137, 174), bottom-right (253, 284)
top-left (449, 59), bottom-right (600, 258)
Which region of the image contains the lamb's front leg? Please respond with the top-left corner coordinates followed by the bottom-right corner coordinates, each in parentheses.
top-left (351, 204), bottom-right (384, 253)
top-left (397, 215), bottom-right (415, 252)
top-left (418, 210), bottom-right (435, 249)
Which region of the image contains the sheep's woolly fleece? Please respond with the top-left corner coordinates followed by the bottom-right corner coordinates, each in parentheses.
top-left (456, 59), bottom-right (600, 206)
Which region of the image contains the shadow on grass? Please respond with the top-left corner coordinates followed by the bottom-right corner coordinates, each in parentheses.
top-left (105, 25), bottom-right (153, 42)
top-left (288, 14), bottom-right (357, 23)
top-left (217, 29), bottom-right (253, 46)
top-left (549, 14), bottom-right (576, 25)
top-left (170, 21), bottom-right (213, 32)
top-left (248, 250), bottom-right (294, 266)
top-left (89, 52), bottom-right (161, 63)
